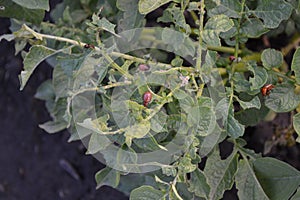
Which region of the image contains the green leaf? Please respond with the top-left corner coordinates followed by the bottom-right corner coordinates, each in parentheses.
top-left (252, 0), bottom-right (293, 29)
top-left (178, 157), bottom-right (196, 173)
top-left (125, 121), bottom-right (151, 146)
top-left (52, 65), bottom-right (72, 98)
top-left (95, 167), bottom-right (120, 189)
top-left (77, 115), bottom-right (111, 134)
top-left (188, 169), bottom-right (210, 198)
top-left (261, 48), bottom-right (283, 70)
top-left (227, 105), bottom-right (245, 138)
top-left (162, 28), bottom-right (184, 51)
top-left (265, 83), bottom-right (300, 112)
top-left (291, 187), bottom-right (300, 200)
top-left (204, 148), bottom-right (238, 200)
top-left (117, 0), bottom-right (144, 32)
top-left (130, 185), bottom-right (165, 200)
top-left (291, 47), bottom-right (300, 84)
top-left (236, 96), bottom-right (261, 110)
top-left (87, 133), bottom-right (111, 154)
top-left (91, 14), bottom-right (120, 37)
top-left (138, 0), bottom-right (172, 15)
top-left (236, 160), bottom-right (269, 200)
top-left (39, 120), bottom-right (67, 133)
top-left (12, 0), bottom-right (49, 11)
top-left (240, 18), bottom-right (268, 38)
top-left (208, 0), bottom-right (242, 18)
top-left (157, 6), bottom-right (191, 33)
top-left (0, 0), bottom-right (45, 24)
top-left (34, 80), bottom-right (55, 101)
top-left (19, 45), bottom-right (57, 90)
top-left (293, 113), bottom-right (300, 139)
top-left (253, 157), bottom-right (300, 200)
top-left (248, 63), bottom-right (268, 92)
top-left (203, 14), bottom-right (234, 46)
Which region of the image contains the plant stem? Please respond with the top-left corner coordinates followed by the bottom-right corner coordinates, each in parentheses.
top-left (195, 0), bottom-right (205, 72)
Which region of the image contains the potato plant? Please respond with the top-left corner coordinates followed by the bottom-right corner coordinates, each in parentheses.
top-left (1, 0), bottom-right (300, 199)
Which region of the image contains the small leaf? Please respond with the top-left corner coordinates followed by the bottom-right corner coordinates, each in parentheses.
top-left (248, 63), bottom-right (268, 92)
top-left (293, 113), bottom-right (300, 139)
top-left (130, 185), bottom-right (165, 200)
top-left (19, 45), bottom-right (57, 90)
top-left (138, 0), bottom-right (172, 15)
top-left (204, 148), bottom-right (238, 200)
top-left (95, 167), bottom-right (120, 189)
top-left (236, 96), bottom-right (261, 110)
top-left (252, 0), bottom-right (293, 29)
top-left (188, 169), bottom-right (210, 198)
top-left (253, 157), bottom-right (300, 200)
top-left (236, 160), bottom-right (269, 200)
top-left (261, 48), bottom-right (283, 70)
top-left (34, 80), bottom-right (55, 100)
top-left (227, 105), bottom-right (245, 138)
top-left (12, 0), bottom-right (49, 11)
top-left (0, 34), bottom-right (15, 42)
top-left (39, 121), bottom-right (67, 134)
top-left (291, 47), bottom-right (300, 84)
top-left (91, 14), bottom-right (120, 37)
top-left (265, 83), bottom-right (300, 112)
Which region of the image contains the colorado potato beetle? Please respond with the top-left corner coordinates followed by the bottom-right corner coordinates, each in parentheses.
top-left (261, 84), bottom-right (275, 96)
top-left (143, 91), bottom-right (152, 107)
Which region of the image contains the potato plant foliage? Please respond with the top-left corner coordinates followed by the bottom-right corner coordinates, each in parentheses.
top-left (2, 0), bottom-right (300, 199)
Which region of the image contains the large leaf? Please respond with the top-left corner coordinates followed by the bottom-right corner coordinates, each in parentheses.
top-left (261, 48), bottom-right (283, 70)
top-left (87, 133), bottom-right (111, 154)
top-left (0, 0), bottom-right (45, 24)
top-left (248, 63), bottom-right (268, 92)
top-left (291, 47), bottom-right (300, 84)
top-left (240, 18), bottom-right (268, 38)
top-left (130, 185), bottom-right (165, 200)
top-left (138, 0), bottom-right (172, 15)
top-left (252, 0), bottom-right (293, 29)
top-left (236, 160), bottom-right (269, 200)
top-left (204, 148), bottom-right (238, 200)
top-left (19, 45), bottom-right (57, 90)
top-left (124, 121), bottom-right (151, 146)
top-left (291, 187), bottom-right (300, 200)
top-left (236, 96), bottom-right (261, 110)
top-left (253, 157), bottom-right (300, 200)
top-left (188, 168), bottom-right (210, 198)
top-left (95, 167), bottom-right (120, 189)
top-left (12, 0), bottom-right (49, 11)
top-left (265, 83), bottom-right (300, 112)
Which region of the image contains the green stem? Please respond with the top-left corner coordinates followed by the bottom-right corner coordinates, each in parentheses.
top-left (195, 0), bottom-right (205, 71)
